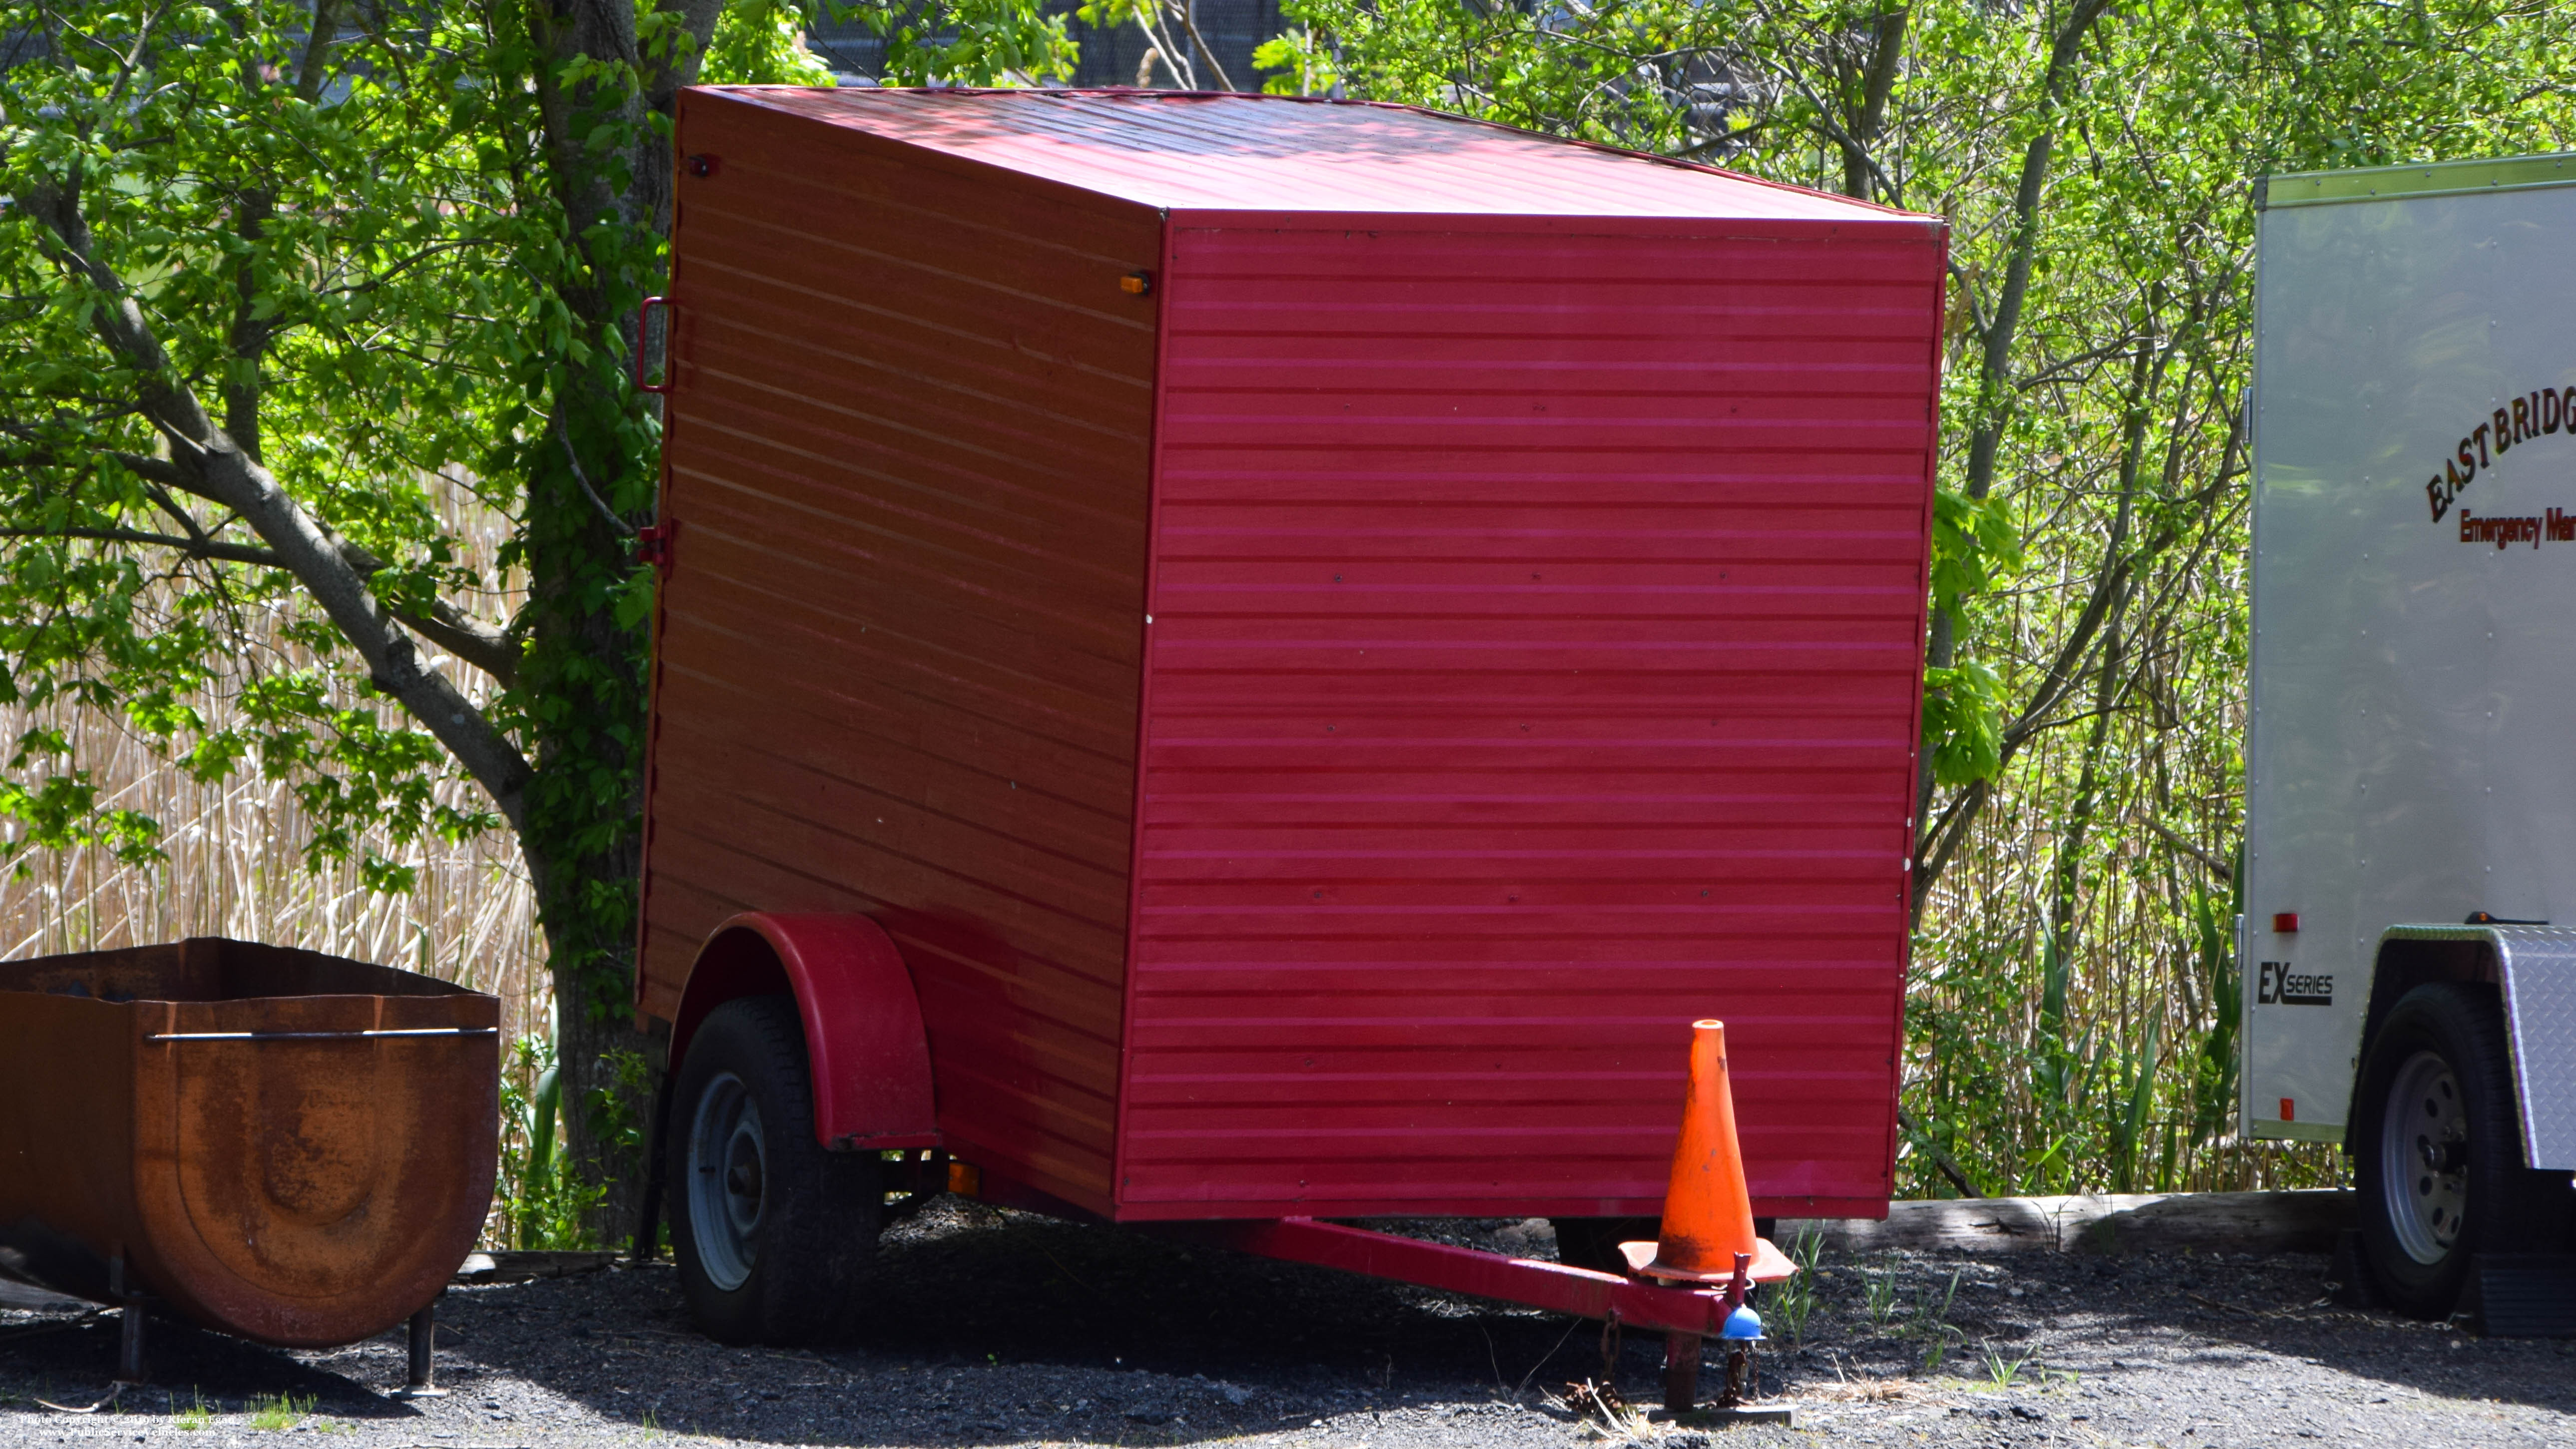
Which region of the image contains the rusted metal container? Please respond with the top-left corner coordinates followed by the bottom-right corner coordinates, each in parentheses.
top-left (0, 938), bottom-right (497, 1348)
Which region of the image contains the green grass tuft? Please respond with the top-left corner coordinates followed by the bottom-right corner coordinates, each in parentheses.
top-left (247, 1392), bottom-right (312, 1431)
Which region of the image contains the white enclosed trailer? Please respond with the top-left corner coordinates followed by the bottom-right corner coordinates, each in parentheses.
top-left (2249, 153), bottom-right (2576, 1321)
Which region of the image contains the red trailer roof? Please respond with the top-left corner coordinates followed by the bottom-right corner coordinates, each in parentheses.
top-left (707, 87), bottom-right (1904, 222)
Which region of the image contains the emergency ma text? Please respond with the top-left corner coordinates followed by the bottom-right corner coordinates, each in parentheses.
top-left (2424, 384), bottom-right (2576, 522)
top-left (2457, 508), bottom-right (2576, 548)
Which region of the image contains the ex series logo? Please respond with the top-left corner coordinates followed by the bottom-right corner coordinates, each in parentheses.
top-left (2258, 961), bottom-right (2333, 1006)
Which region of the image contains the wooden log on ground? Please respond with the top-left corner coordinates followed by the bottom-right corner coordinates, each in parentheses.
top-left (451, 1251), bottom-right (621, 1285)
top-left (0, 1278), bottom-right (88, 1312)
top-left (1775, 1189), bottom-right (2353, 1256)
top-left (2071, 1189), bottom-right (2354, 1255)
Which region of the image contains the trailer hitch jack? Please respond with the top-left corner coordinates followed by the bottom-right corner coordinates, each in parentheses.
top-left (1661, 1329), bottom-right (1702, 1413)
top-left (1660, 1252), bottom-right (1752, 1415)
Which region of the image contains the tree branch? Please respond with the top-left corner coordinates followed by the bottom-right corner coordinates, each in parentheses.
top-left (1170, 0), bottom-right (1240, 92)
top-left (1958, 0), bottom-right (2116, 511)
top-left (2148, 820), bottom-right (2232, 881)
top-left (1898, 1107), bottom-right (1989, 1199)
top-left (294, 0), bottom-right (341, 101)
top-left (332, 539), bottom-right (522, 688)
top-left (0, 524), bottom-right (280, 568)
top-left (16, 171), bottom-right (535, 826)
top-left (108, 448), bottom-right (217, 500)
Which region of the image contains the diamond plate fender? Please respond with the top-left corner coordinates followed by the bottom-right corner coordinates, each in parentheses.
top-left (2378, 925), bottom-right (2576, 1171)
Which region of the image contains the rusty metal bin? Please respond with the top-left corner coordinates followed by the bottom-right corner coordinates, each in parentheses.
top-left (0, 937), bottom-right (497, 1348)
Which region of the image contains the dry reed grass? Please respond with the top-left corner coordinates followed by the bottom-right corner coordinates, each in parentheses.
top-left (0, 470), bottom-right (546, 1028)
top-left (0, 696), bottom-right (550, 1249)
top-left (0, 706), bottom-right (547, 1039)
top-left (0, 472), bottom-right (549, 1245)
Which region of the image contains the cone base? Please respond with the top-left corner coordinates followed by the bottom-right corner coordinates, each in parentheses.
top-left (1617, 1236), bottom-right (1799, 1285)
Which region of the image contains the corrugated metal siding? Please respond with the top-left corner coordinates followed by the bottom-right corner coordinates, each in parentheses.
top-left (638, 92), bottom-right (1163, 1213)
top-left (1117, 218), bottom-right (1944, 1218)
top-left (724, 88), bottom-right (1893, 222)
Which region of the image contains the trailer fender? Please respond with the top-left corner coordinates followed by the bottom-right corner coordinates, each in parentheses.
top-left (669, 912), bottom-right (937, 1150)
top-left (2357, 925), bottom-right (2576, 1171)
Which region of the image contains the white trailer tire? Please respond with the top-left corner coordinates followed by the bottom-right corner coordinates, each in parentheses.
top-left (2350, 983), bottom-right (2559, 1317)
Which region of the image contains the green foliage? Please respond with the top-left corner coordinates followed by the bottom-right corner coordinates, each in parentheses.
top-left (0, 2), bottom-right (534, 889)
top-left (0, 0), bottom-right (822, 1074)
top-left (492, 1030), bottom-right (655, 1249)
top-left (2184, 860), bottom-right (2246, 1151)
top-left (828, 0), bottom-right (1078, 83)
top-left (498, 1034), bottom-right (606, 1250)
top-left (713, 0), bottom-right (843, 84)
top-left (1860, 1264), bottom-right (1899, 1329)
top-left (246, 1394), bottom-right (312, 1432)
top-left (586, 1043), bottom-right (659, 1173)
top-left (1252, 27), bottom-right (1338, 95)
top-left (1919, 659), bottom-right (2007, 790)
top-left (1267, 0), bottom-right (1722, 144)
top-left (1911, 1268), bottom-right (1963, 1369)
top-left (0, 730), bottom-right (159, 873)
top-left (1910, 921), bottom-right (2228, 1197)
top-left (1764, 1227), bottom-right (1827, 1348)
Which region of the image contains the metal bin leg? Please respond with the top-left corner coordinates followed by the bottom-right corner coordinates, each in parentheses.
top-left (400, 1300), bottom-right (447, 1397)
top-left (114, 1301), bottom-right (146, 1385)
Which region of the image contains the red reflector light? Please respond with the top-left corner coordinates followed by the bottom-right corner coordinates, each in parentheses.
top-left (2272, 912), bottom-right (2299, 933)
top-left (2280, 1097), bottom-right (2295, 1122)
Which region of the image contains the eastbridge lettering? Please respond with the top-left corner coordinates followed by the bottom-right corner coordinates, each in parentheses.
top-left (2425, 385), bottom-right (2576, 522)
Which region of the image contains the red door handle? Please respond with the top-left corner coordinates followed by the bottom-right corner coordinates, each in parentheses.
top-left (636, 296), bottom-right (677, 395)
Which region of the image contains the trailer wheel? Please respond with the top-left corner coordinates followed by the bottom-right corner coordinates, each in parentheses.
top-left (670, 995), bottom-right (881, 1344)
top-left (2351, 982), bottom-right (2551, 1318)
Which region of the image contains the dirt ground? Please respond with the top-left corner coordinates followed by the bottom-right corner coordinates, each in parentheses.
top-left (3, 1201), bottom-right (2572, 1449)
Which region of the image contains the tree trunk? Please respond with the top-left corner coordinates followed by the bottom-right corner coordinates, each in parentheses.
top-left (1908, 0), bottom-right (2115, 901)
top-left (1838, 3), bottom-right (1910, 202)
top-left (515, 0), bottom-right (726, 1243)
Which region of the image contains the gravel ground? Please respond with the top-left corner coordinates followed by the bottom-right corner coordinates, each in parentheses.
top-left (4, 1200), bottom-right (2572, 1448)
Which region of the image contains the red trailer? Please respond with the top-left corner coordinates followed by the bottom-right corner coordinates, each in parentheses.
top-left (633, 85), bottom-right (1945, 1377)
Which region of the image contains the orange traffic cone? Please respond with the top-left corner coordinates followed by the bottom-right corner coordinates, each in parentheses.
top-left (1620, 1020), bottom-right (1798, 1284)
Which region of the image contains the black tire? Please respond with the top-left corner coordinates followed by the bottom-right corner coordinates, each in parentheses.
top-left (2350, 982), bottom-right (2556, 1318)
top-left (1551, 1216), bottom-right (1660, 1274)
top-left (668, 996), bottom-right (881, 1344)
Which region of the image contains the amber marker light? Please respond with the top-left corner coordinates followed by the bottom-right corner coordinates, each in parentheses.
top-left (948, 1161), bottom-right (983, 1197)
top-left (1121, 271), bottom-right (1154, 295)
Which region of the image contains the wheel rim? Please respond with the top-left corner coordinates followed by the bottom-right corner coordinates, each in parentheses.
top-left (687, 1071), bottom-right (765, 1291)
top-left (2379, 1049), bottom-right (2469, 1265)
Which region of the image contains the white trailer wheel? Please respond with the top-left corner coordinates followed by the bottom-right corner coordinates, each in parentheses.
top-left (2349, 982), bottom-right (2563, 1318)
top-left (685, 1071), bottom-right (764, 1292)
top-left (668, 996), bottom-right (883, 1344)
top-left (2377, 1051), bottom-right (2468, 1266)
